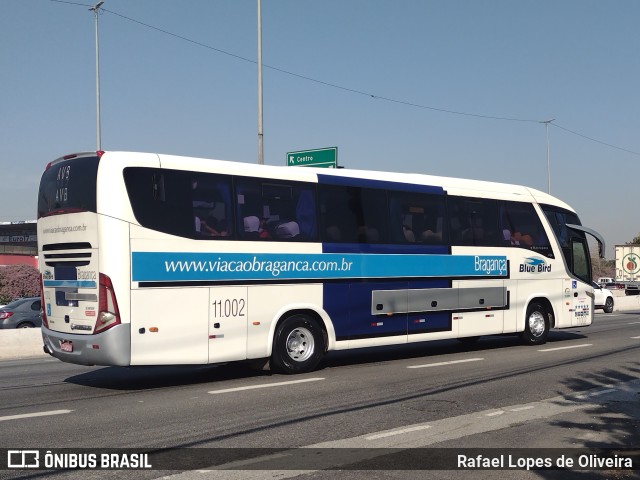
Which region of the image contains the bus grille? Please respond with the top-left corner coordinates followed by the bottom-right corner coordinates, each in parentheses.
top-left (42, 243), bottom-right (93, 267)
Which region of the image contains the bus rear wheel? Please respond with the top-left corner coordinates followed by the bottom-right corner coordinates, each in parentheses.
top-left (520, 302), bottom-right (549, 345)
top-left (270, 314), bottom-right (324, 374)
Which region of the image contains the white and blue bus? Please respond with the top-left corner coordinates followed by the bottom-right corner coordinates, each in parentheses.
top-left (37, 151), bottom-right (604, 373)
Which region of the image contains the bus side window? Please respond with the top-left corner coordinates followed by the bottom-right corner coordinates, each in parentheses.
top-left (448, 196), bottom-right (499, 247)
top-left (389, 191), bottom-right (445, 245)
top-left (191, 174), bottom-right (233, 239)
top-left (319, 186), bottom-right (359, 243)
top-left (501, 201), bottom-right (552, 256)
top-left (236, 178), bottom-right (316, 242)
top-left (319, 185), bottom-right (388, 244)
top-left (125, 168), bottom-right (193, 238)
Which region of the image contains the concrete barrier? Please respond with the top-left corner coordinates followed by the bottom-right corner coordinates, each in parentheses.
top-left (1, 293), bottom-right (638, 361)
top-left (0, 328), bottom-right (46, 360)
top-left (611, 290), bottom-right (640, 311)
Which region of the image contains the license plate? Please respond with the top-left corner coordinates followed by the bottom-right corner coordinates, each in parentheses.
top-left (60, 341), bottom-right (73, 353)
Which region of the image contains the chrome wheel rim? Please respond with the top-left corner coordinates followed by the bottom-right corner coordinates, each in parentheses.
top-left (285, 327), bottom-right (314, 362)
top-left (528, 311), bottom-right (546, 337)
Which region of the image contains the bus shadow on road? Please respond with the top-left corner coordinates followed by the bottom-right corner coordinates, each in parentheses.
top-left (63, 361), bottom-right (272, 391)
top-left (320, 329), bottom-right (589, 371)
top-left (63, 331), bottom-right (590, 390)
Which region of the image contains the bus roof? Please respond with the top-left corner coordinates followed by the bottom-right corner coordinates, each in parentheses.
top-left (92, 150), bottom-right (575, 213)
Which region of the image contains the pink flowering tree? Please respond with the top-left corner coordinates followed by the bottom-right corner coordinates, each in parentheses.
top-left (0, 265), bottom-right (40, 304)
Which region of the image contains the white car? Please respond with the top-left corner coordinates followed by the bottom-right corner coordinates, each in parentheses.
top-left (592, 281), bottom-right (614, 313)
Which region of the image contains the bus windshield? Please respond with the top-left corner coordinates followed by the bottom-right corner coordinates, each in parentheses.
top-left (541, 205), bottom-right (593, 283)
top-left (37, 155), bottom-right (100, 218)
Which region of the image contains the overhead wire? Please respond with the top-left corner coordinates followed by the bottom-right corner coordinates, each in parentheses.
top-left (101, 6), bottom-right (543, 124)
top-left (552, 123), bottom-right (640, 156)
top-left (49, 0), bottom-right (640, 155)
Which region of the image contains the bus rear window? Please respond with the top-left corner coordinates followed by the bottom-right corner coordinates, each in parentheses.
top-left (38, 156), bottom-right (99, 218)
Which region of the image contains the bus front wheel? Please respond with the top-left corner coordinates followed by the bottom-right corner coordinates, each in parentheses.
top-left (270, 314), bottom-right (324, 374)
top-left (520, 302), bottom-right (549, 345)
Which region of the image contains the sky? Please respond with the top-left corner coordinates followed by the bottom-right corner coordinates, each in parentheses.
top-left (1, 0), bottom-right (639, 258)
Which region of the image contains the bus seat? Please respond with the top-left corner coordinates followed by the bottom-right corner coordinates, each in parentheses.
top-left (244, 216), bottom-right (260, 233)
top-left (325, 225), bottom-right (341, 241)
top-left (365, 227), bottom-right (379, 242)
top-left (276, 221), bottom-right (300, 238)
top-left (403, 225), bottom-right (415, 242)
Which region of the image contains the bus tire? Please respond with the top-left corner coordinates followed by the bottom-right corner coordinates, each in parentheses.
top-left (520, 302), bottom-right (549, 345)
top-left (270, 314), bottom-right (324, 374)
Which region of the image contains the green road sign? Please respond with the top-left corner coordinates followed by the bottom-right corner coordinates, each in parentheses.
top-left (287, 147), bottom-right (337, 168)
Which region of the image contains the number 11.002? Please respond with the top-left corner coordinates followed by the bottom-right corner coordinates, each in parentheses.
top-left (212, 299), bottom-right (246, 318)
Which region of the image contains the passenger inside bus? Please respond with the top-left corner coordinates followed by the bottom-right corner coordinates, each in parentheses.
top-left (206, 216), bottom-right (228, 237)
top-left (403, 224), bottom-right (415, 242)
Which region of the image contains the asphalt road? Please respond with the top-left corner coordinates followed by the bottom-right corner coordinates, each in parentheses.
top-left (1, 310), bottom-right (639, 480)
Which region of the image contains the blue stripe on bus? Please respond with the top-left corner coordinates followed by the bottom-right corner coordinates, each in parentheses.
top-left (131, 252), bottom-right (508, 282)
top-left (317, 174), bottom-right (445, 194)
top-left (43, 280), bottom-right (97, 289)
top-left (322, 242), bottom-right (449, 255)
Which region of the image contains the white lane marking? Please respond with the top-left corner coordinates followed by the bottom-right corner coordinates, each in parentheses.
top-left (366, 425), bottom-right (431, 440)
top-left (407, 358), bottom-right (484, 369)
top-left (538, 344), bottom-right (592, 352)
top-left (628, 322), bottom-right (640, 325)
top-left (574, 388), bottom-right (617, 400)
top-left (0, 409), bottom-right (73, 422)
top-left (510, 405), bottom-right (535, 412)
top-left (161, 379), bottom-right (640, 479)
top-left (631, 336), bottom-right (640, 339)
top-left (208, 378), bottom-right (324, 395)
top-left (485, 411), bottom-right (504, 417)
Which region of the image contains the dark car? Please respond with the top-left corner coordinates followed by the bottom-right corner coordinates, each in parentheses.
top-left (0, 297), bottom-right (42, 328)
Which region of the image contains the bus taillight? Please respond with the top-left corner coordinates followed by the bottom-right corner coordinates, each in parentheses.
top-left (95, 273), bottom-right (121, 334)
top-left (39, 274), bottom-right (49, 329)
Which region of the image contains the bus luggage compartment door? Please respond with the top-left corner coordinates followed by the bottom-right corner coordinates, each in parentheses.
top-left (130, 288), bottom-right (209, 365)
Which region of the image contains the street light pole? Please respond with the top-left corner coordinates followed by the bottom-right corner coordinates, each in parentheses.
top-left (257, 0), bottom-right (264, 164)
top-left (542, 118), bottom-right (555, 194)
top-left (89, 1), bottom-right (104, 151)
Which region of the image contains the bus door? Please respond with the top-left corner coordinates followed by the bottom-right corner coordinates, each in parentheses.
top-left (567, 237), bottom-right (593, 327)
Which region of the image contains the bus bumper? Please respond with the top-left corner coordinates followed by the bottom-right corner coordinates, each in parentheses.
top-left (41, 324), bottom-right (131, 367)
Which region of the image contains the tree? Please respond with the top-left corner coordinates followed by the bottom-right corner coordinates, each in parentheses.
top-left (591, 255), bottom-right (615, 280)
top-left (628, 233), bottom-right (640, 245)
top-left (0, 264), bottom-right (40, 304)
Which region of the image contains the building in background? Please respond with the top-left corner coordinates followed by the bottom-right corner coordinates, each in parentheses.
top-left (0, 221), bottom-right (37, 268)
